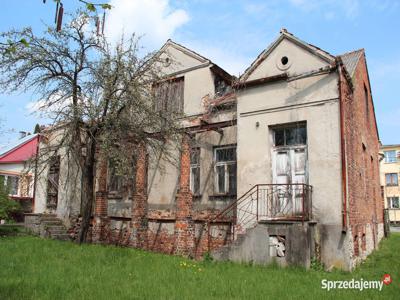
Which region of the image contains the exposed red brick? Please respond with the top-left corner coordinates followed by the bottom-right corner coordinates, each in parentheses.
top-left (131, 142), bottom-right (149, 249)
top-left (174, 135), bottom-right (195, 257)
top-left (339, 52), bottom-right (384, 257)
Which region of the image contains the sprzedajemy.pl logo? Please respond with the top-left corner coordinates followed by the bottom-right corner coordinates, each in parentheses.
top-left (321, 274), bottom-right (392, 291)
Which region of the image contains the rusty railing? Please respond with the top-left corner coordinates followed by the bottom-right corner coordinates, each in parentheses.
top-left (207, 183), bottom-right (313, 251)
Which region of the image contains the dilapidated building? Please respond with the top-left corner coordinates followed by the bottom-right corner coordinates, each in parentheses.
top-left (30, 29), bottom-right (384, 271)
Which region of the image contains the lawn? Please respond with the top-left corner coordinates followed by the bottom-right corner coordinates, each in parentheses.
top-left (0, 231), bottom-right (399, 299)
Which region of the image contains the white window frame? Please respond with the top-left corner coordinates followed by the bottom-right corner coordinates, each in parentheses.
top-left (384, 150), bottom-right (397, 163)
top-left (388, 197), bottom-right (400, 209)
top-left (1, 175), bottom-right (20, 196)
top-left (190, 148), bottom-right (200, 195)
top-left (214, 145), bottom-right (237, 195)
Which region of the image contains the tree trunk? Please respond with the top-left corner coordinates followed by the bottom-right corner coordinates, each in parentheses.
top-left (78, 133), bottom-right (97, 243)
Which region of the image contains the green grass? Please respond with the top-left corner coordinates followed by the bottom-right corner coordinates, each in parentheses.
top-left (0, 234), bottom-right (399, 300)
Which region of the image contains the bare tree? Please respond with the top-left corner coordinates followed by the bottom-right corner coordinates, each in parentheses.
top-left (0, 11), bottom-right (182, 243)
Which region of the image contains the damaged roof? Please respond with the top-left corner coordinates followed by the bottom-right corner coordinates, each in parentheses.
top-left (338, 49), bottom-right (364, 77)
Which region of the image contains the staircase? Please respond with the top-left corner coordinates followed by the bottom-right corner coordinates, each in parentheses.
top-left (38, 214), bottom-right (71, 241)
top-left (207, 183), bottom-right (312, 262)
top-left (211, 225), bottom-right (271, 264)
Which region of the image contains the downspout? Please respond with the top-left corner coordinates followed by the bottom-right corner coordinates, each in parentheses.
top-left (32, 134), bottom-right (40, 212)
top-left (337, 61), bottom-right (348, 232)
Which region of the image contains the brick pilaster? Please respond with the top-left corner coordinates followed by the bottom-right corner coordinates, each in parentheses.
top-left (174, 135), bottom-right (195, 257)
top-left (131, 142), bottom-right (149, 249)
top-left (93, 153), bottom-right (108, 242)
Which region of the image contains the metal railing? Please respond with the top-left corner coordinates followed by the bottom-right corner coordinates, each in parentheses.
top-left (207, 183), bottom-right (313, 251)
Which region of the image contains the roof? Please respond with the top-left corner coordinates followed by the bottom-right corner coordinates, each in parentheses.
top-left (338, 49), bottom-right (364, 77)
top-left (158, 39), bottom-right (233, 82)
top-left (381, 144), bottom-right (400, 149)
top-left (160, 39), bottom-right (210, 64)
top-left (241, 28), bottom-right (336, 81)
top-left (0, 134), bottom-right (39, 164)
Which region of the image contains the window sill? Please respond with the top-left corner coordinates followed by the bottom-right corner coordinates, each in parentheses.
top-left (209, 194), bottom-right (237, 201)
top-left (107, 192), bottom-right (123, 199)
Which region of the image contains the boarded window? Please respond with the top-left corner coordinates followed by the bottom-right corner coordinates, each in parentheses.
top-left (153, 77), bottom-right (184, 114)
top-left (46, 156), bottom-right (60, 210)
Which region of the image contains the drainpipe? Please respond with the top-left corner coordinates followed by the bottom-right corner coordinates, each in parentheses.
top-left (337, 61), bottom-right (348, 232)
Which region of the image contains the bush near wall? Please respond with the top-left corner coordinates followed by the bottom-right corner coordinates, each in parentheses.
top-left (0, 177), bottom-right (21, 222)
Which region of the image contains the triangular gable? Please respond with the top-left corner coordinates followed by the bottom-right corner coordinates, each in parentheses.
top-left (159, 39), bottom-right (210, 64)
top-left (241, 29), bottom-right (335, 81)
top-left (157, 40), bottom-right (210, 74)
top-left (0, 134), bottom-right (38, 163)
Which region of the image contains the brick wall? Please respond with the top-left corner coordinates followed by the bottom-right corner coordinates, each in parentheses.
top-left (340, 52), bottom-right (384, 260)
top-left (93, 153), bottom-right (108, 243)
top-left (131, 142), bottom-right (149, 249)
top-left (72, 136), bottom-right (232, 258)
top-left (174, 135), bottom-right (195, 256)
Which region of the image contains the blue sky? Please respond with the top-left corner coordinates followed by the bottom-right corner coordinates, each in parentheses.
top-left (0, 0), bottom-right (399, 147)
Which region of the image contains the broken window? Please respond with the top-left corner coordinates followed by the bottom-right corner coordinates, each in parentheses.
top-left (214, 146), bottom-right (237, 195)
top-left (214, 74), bottom-right (230, 97)
top-left (153, 77), bottom-right (184, 114)
top-left (108, 160), bottom-right (124, 193)
top-left (273, 123), bottom-right (306, 147)
top-left (190, 148), bottom-right (200, 195)
top-left (269, 235), bottom-right (286, 257)
top-left (46, 156), bottom-right (60, 210)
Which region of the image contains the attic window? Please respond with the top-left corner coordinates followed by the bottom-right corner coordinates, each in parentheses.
top-left (163, 57), bottom-right (171, 67)
top-left (276, 55), bottom-right (291, 70)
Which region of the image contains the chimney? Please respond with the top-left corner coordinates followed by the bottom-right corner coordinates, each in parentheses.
top-left (19, 131), bottom-right (28, 139)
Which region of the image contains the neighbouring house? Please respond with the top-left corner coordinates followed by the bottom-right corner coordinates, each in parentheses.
top-left (30, 29), bottom-right (384, 271)
top-left (380, 144), bottom-right (400, 224)
top-left (0, 132), bottom-right (39, 215)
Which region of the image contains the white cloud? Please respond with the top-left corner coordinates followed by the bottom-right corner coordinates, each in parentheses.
top-left (105, 0), bottom-right (190, 49)
top-left (181, 41), bottom-right (252, 77)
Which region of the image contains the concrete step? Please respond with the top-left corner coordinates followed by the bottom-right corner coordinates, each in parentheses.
top-left (39, 214), bottom-right (57, 219)
top-left (51, 233), bottom-right (71, 240)
top-left (48, 229), bottom-right (67, 235)
top-left (46, 225), bottom-right (65, 231)
top-left (42, 220), bottom-right (63, 226)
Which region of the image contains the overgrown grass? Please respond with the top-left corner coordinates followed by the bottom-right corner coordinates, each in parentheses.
top-left (0, 234), bottom-right (399, 299)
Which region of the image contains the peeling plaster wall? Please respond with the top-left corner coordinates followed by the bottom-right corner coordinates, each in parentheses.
top-left (237, 72), bottom-right (342, 226)
top-left (34, 130), bottom-right (82, 225)
top-left (147, 125), bottom-right (237, 209)
top-left (183, 67), bottom-right (215, 116)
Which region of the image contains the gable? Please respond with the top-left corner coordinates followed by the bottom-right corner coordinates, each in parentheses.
top-left (158, 41), bottom-right (209, 75)
top-left (0, 135), bottom-right (38, 163)
top-left (245, 37), bottom-right (333, 82)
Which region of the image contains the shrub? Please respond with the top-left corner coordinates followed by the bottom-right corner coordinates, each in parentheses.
top-left (0, 177), bottom-right (21, 222)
